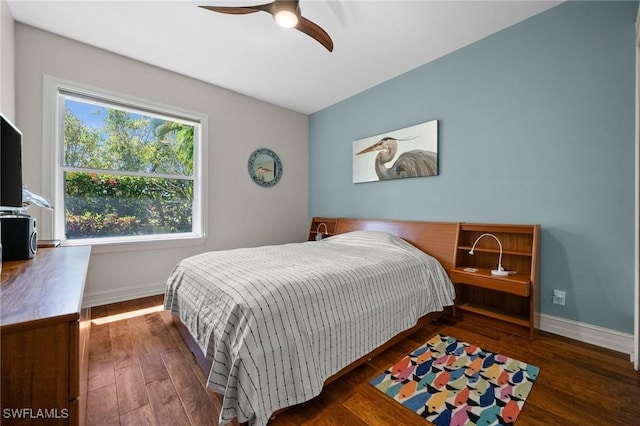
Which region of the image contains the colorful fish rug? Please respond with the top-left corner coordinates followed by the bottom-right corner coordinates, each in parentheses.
top-left (370, 334), bottom-right (540, 426)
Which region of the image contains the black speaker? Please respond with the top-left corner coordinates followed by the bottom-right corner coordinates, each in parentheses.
top-left (1, 215), bottom-right (37, 261)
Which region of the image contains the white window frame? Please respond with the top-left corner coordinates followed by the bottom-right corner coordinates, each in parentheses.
top-left (42, 75), bottom-right (207, 254)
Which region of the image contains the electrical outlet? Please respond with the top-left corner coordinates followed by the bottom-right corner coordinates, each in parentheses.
top-left (553, 289), bottom-right (566, 306)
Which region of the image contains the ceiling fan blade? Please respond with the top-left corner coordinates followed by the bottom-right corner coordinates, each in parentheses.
top-left (199, 3), bottom-right (274, 15)
top-left (296, 16), bottom-right (333, 52)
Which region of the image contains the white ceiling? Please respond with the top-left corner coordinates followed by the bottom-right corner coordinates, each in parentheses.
top-left (7, 0), bottom-right (561, 114)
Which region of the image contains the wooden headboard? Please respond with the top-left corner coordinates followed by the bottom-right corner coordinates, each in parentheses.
top-left (311, 217), bottom-right (459, 273)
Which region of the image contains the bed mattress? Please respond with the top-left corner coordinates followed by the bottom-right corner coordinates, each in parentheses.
top-left (164, 230), bottom-right (454, 425)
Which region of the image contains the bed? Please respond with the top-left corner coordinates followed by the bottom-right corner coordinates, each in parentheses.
top-left (164, 217), bottom-right (459, 426)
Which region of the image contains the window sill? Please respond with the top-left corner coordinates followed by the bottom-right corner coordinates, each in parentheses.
top-left (59, 233), bottom-right (207, 255)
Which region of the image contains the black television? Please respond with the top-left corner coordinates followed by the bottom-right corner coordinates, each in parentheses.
top-left (1, 113), bottom-right (23, 212)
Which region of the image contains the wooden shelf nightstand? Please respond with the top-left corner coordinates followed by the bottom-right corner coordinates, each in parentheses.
top-left (452, 223), bottom-right (540, 339)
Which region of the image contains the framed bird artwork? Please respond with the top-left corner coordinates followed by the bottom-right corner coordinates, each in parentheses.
top-left (352, 120), bottom-right (438, 183)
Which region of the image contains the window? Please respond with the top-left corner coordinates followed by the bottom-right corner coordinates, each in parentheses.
top-left (43, 77), bottom-right (206, 251)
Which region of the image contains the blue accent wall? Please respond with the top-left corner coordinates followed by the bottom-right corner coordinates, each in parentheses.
top-left (309, 1), bottom-right (637, 334)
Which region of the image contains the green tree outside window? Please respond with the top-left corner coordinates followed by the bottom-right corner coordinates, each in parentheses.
top-left (63, 99), bottom-right (195, 239)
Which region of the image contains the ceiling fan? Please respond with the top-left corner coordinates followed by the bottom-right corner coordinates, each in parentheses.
top-left (199, 0), bottom-right (334, 52)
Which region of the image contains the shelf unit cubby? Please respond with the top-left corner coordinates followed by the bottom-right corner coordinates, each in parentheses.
top-left (451, 223), bottom-right (540, 339)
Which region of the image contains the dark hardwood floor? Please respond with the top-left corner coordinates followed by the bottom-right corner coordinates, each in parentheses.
top-left (87, 295), bottom-right (639, 425)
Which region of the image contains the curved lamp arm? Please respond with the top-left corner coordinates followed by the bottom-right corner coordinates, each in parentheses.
top-left (469, 233), bottom-right (509, 276)
top-left (315, 223), bottom-right (328, 240)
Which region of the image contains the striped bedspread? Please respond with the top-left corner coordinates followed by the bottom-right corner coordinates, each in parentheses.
top-left (164, 230), bottom-right (455, 426)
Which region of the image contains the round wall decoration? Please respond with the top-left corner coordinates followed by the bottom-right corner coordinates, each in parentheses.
top-left (248, 148), bottom-right (282, 187)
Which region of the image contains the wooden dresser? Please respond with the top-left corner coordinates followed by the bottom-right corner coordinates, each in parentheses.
top-left (1, 246), bottom-right (91, 425)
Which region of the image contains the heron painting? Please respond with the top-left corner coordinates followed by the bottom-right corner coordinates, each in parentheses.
top-left (353, 120), bottom-right (438, 183)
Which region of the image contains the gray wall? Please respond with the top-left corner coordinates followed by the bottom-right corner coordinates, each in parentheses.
top-left (309, 1), bottom-right (637, 334)
top-left (15, 24), bottom-right (309, 304)
top-left (0, 0), bottom-right (15, 118)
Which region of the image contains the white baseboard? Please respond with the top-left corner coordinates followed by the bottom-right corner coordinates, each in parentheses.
top-left (83, 281), bottom-right (165, 308)
top-left (540, 313), bottom-right (634, 360)
top-left (82, 287), bottom-right (636, 362)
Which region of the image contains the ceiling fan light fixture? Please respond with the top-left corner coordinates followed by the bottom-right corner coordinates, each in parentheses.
top-left (200, 1), bottom-right (333, 52)
top-left (274, 9), bottom-right (298, 28)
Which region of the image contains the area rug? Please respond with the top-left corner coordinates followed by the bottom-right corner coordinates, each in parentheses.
top-left (370, 334), bottom-right (539, 426)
